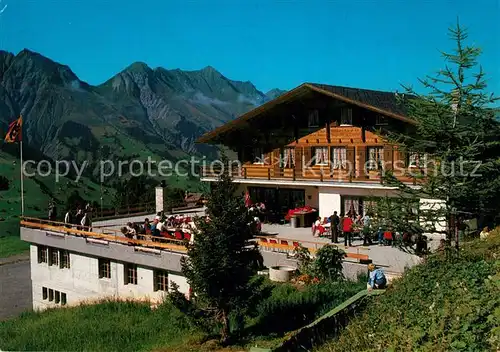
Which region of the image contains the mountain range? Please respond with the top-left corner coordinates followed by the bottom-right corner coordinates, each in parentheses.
top-left (0, 49), bottom-right (285, 168)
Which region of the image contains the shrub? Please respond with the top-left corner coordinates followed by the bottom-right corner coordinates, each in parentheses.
top-left (310, 245), bottom-right (345, 281)
top-left (251, 279), bottom-right (364, 335)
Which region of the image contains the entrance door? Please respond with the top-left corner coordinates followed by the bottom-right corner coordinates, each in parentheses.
top-left (248, 186), bottom-right (305, 222)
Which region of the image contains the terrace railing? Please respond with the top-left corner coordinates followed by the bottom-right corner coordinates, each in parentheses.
top-left (20, 217), bottom-right (188, 253)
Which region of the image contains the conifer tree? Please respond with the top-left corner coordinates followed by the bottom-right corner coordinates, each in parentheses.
top-left (377, 22), bottom-right (500, 249)
top-left (180, 156), bottom-right (261, 343)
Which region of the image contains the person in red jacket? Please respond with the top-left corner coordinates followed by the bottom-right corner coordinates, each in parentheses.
top-left (343, 214), bottom-right (354, 247)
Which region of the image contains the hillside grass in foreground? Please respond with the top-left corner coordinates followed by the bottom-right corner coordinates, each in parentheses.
top-left (315, 229), bottom-right (500, 352)
top-left (0, 300), bottom-right (201, 351)
top-left (0, 277), bottom-right (366, 351)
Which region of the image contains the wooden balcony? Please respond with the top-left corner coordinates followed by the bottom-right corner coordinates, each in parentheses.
top-left (200, 163), bottom-right (417, 184)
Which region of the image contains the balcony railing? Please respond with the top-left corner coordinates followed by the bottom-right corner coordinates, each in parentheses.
top-left (200, 163), bottom-right (417, 184)
top-left (20, 217), bottom-right (188, 253)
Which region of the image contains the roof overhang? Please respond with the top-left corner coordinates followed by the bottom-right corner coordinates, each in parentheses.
top-left (197, 83), bottom-right (415, 144)
top-left (200, 176), bottom-right (420, 191)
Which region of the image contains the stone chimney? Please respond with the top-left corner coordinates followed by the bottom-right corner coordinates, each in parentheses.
top-left (155, 181), bottom-right (167, 214)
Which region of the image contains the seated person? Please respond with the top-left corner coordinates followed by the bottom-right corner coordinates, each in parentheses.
top-left (367, 263), bottom-right (387, 290)
top-left (150, 216), bottom-right (162, 239)
top-left (126, 222), bottom-right (137, 236)
top-left (143, 218), bottom-right (151, 234)
top-left (480, 227), bottom-right (490, 240)
top-left (312, 217), bottom-right (325, 237)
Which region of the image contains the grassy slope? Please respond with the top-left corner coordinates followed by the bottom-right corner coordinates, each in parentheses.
top-left (0, 150), bottom-right (117, 257)
top-left (0, 278), bottom-right (366, 351)
top-left (0, 300), bottom-right (201, 351)
top-left (316, 230), bottom-right (500, 352)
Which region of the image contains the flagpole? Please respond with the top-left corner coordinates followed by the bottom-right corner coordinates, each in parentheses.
top-left (20, 139), bottom-right (24, 216)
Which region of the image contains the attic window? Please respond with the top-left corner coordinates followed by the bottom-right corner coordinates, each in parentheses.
top-left (376, 115), bottom-right (388, 126)
top-left (308, 110), bottom-right (319, 127)
top-left (340, 108), bottom-right (352, 125)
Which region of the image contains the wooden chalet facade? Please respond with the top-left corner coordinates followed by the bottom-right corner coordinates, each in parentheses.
top-left (198, 83), bottom-right (425, 221)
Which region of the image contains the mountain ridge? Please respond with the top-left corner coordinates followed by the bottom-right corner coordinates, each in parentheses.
top-left (0, 49), bottom-right (286, 167)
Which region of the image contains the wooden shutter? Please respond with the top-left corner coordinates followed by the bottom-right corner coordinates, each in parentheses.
top-left (383, 145), bottom-right (394, 171)
top-left (397, 148), bottom-right (407, 168)
top-left (303, 147), bottom-right (312, 168)
top-left (357, 147), bottom-right (367, 178)
top-left (346, 146), bottom-right (355, 178)
top-left (295, 147), bottom-right (303, 177)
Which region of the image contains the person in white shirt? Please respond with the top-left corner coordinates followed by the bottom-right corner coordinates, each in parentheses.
top-left (64, 209), bottom-right (72, 228)
top-left (480, 227), bottom-right (490, 240)
top-left (81, 212), bottom-right (91, 231)
top-left (313, 217), bottom-right (322, 237)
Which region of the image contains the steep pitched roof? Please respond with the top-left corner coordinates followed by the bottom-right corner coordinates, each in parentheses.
top-left (306, 83), bottom-right (411, 118)
top-left (197, 83), bottom-right (414, 143)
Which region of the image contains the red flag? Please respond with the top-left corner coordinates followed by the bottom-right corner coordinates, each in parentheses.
top-left (4, 116), bottom-right (22, 143)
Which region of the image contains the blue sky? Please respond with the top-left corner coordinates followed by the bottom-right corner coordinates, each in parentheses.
top-left (0, 0), bottom-right (498, 94)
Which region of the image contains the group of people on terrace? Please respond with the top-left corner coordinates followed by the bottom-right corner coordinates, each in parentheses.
top-left (121, 212), bottom-right (196, 243)
top-left (61, 203), bottom-right (93, 231)
top-left (313, 210), bottom-right (428, 252)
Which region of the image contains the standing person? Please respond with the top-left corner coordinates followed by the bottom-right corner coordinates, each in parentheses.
top-left (329, 211), bottom-right (340, 243)
top-left (75, 208), bottom-right (83, 230)
top-left (85, 203), bottom-right (93, 224)
top-left (64, 209), bottom-right (72, 228)
top-left (81, 212), bottom-right (91, 231)
top-left (48, 201), bottom-right (57, 222)
top-left (362, 212), bottom-right (372, 246)
top-left (343, 213), bottom-right (353, 247)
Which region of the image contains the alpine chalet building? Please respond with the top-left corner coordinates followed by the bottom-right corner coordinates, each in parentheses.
top-left (198, 83), bottom-right (441, 223)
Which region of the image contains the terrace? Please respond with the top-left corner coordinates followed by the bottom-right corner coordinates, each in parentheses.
top-left (20, 207), bottom-right (430, 274)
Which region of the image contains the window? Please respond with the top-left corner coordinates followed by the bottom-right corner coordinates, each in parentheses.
top-left (55, 291), bottom-right (60, 304)
top-left (42, 287), bottom-right (48, 300)
top-left (308, 110), bottom-right (319, 127)
top-left (61, 293), bottom-right (67, 305)
top-left (408, 152), bottom-right (426, 168)
top-left (376, 115), bottom-right (388, 125)
top-left (60, 250), bottom-right (70, 269)
top-left (99, 259), bottom-right (111, 279)
top-left (49, 248), bottom-right (59, 266)
top-left (282, 147), bottom-right (295, 168)
top-left (154, 270), bottom-right (169, 292)
top-left (38, 246), bottom-right (48, 263)
top-left (252, 147), bottom-right (264, 164)
top-left (312, 147), bottom-right (328, 166)
top-left (124, 264), bottom-right (138, 285)
top-left (48, 289), bottom-right (54, 302)
top-left (330, 147), bottom-right (347, 169)
top-left (367, 147), bottom-right (384, 170)
top-left (341, 108), bottom-right (353, 125)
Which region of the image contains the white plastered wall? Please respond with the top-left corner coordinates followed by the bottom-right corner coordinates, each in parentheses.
top-left (30, 245), bottom-right (190, 311)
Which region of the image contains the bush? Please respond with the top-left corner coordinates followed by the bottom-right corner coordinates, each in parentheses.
top-left (310, 245), bottom-right (345, 281)
top-left (250, 279), bottom-right (364, 335)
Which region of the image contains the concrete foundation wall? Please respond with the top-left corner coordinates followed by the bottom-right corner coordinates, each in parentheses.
top-left (419, 198), bottom-right (447, 233)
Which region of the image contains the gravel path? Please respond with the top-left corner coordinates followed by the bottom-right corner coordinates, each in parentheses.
top-left (0, 259), bottom-right (32, 321)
